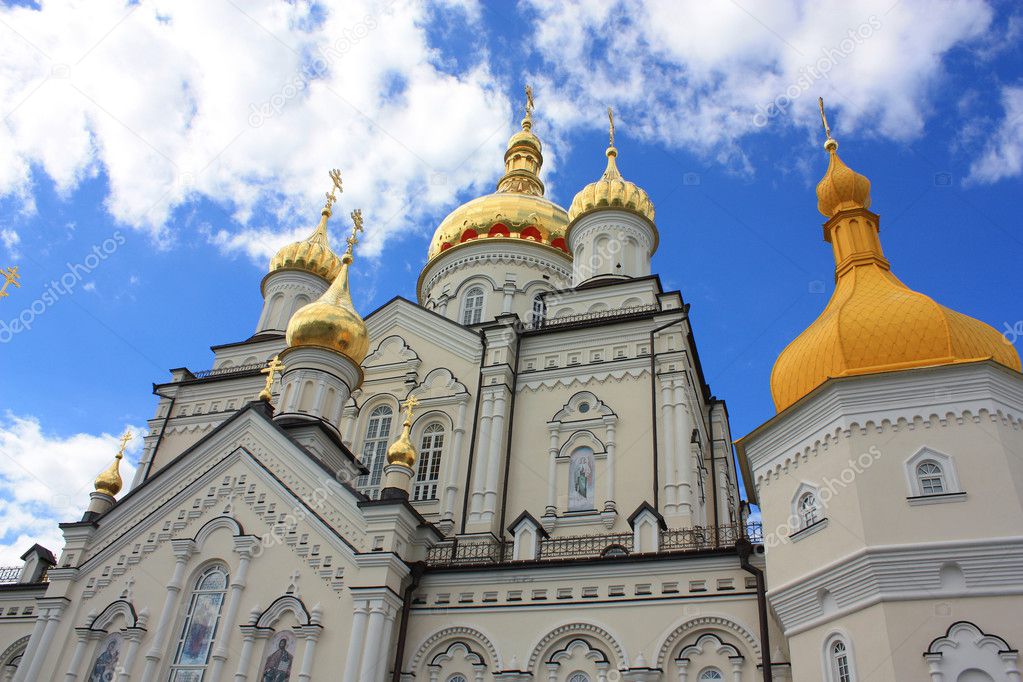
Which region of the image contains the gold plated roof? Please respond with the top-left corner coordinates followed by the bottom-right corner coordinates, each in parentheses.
top-left (425, 86), bottom-right (571, 263)
top-left (94, 431), bottom-right (130, 497)
top-left (567, 109), bottom-right (655, 225)
top-left (386, 396), bottom-right (418, 469)
top-left (770, 115), bottom-right (1020, 412)
top-left (286, 209), bottom-right (369, 365)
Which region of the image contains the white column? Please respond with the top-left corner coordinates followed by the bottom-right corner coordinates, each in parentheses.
top-left (438, 294), bottom-right (449, 317)
top-left (13, 614), bottom-right (47, 682)
top-left (18, 601), bottom-right (67, 682)
top-left (208, 537), bottom-right (258, 682)
top-left (232, 625), bottom-right (259, 682)
top-left (676, 658), bottom-right (690, 682)
top-left (1001, 651), bottom-right (1022, 682)
top-left (62, 628), bottom-right (97, 681)
top-left (141, 539), bottom-right (196, 682)
top-left (730, 658), bottom-right (744, 682)
top-left (311, 379), bottom-right (327, 416)
top-left (296, 613), bottom-right (323, 682)
top-left (359, 603), bottom-right (387, 680)
top-left (674, 381), bottom-right (693, 515)
top-left (502, 284), bottom-right (514, 313)
top-left (442, 400), bottom-right (468, 521)
top-left (375, 605), bottom-right (398, 680)
top-left (482, 390), bottom-right (507, 518)
top-left (545, 427), bottom-right (559, 516)
top-left (469, 393), bottom-right (494, 519)
top-left (115, 628), bottom-right (145, 682)
top-left (660, 377), bottom-right (677, 513)
top-left (341, 407), bottom-right (357, 447)
top-left (341, 603), bottom-right (369, 682)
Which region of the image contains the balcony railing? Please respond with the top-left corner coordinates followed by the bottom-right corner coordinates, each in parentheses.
top-left (189, 362), bottom-right (266, 380)
top-left (0, 566), bottom-right (21, 584)
top-left (528, 304), bottom-right (660, 330)
top-left (425, 522), bottom-right (763, 568)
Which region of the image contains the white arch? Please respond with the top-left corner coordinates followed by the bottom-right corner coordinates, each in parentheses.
top-left (255, 595), bottom-right (311, 628)
top-left (655, 614), bottom-right (762, 667)
top-left (192, 515), bottom-right (243, 549)
top-left (90, 599), bottom-right (139, 631)
top-left (408, 625), bottom-right (502, 672)
top-left (527, 621), bottom-right (627, 671)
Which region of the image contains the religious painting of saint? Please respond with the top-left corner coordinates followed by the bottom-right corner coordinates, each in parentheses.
top-left (87, 633), bottom-right (121, 682)
top-left (180, 592), bottom-right (224, 664)
top-left (568, 446), bottom-right (596, 511)
top-left (259, 631), bottom-right (296, 682)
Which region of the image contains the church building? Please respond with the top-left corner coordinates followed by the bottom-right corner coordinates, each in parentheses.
top-left (1, 91), bottom-right (1020, 682)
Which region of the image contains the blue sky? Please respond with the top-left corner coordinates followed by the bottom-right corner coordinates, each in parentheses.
top-left (0, 0), bottom-right (1021, 562)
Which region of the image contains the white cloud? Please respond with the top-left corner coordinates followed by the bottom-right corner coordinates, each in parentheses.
top-left (0, 229), bottom-right (19, 258)
top-left (0, 413), bottom-right (141, 565)
top-left (524, 0), bottom-right (994, 171)
top-left (966, 85), bottom-right (1023, 184)
top-left (0, 0), bottom-right (507, 259)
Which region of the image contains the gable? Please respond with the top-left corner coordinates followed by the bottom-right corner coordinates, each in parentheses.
top-left (365, 297), bottom-right (481, 363)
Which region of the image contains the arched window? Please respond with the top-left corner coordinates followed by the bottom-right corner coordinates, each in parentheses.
top-left (413, 423), bottom-right (445, 501)
top-left (698, 669), bottom-right (724, 681)
top-left (169, 565), bottom-right (229, 680)
top-left (916, 461), bottom-right (945, 495)
top-left (799, 491), bottom-right (819, 528)
top-left (568, 446), bottom-right (596, 511)
top-left (568, 673), bottom-right (590, 682)
top-left (830, 640), bottom-right (852, 682)
top-left (461, 286), bottom-right (485, 325)
top-left (447, 676), bottom-right (468, 682)
top-left (357, 405), bottom-right (393, 499)
top-left (531, 294), bottom-right (546, 327)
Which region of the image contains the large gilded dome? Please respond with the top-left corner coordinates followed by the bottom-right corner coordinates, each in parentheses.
top-left (770, 137), bottom-right (1020, 412)
top-left (425, 95), bottom-right (570, 263)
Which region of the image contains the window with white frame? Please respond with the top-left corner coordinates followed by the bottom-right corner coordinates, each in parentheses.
top-left (461, 286), bottom-right (485, 325)
top-left (698, 669), bottom-right (724, 680)
top-left (357, 405), bottom-right (393, 499)
top-left (799, 491), bottom-right (820, 528)
top-left (531, 294), bottom-right (546, 326)
top-left (447, 676), bottom-right (467, 682)
top-left (567, 673), bottom-right (590, 682)
top-left (413, 423), bottom-right (444, 501)
top-left (823, 633), bottom-right (856, 682)
top-left (916, 460), bottom-right (946, 495)
top-left (169, 565), bottom-right (229, 681)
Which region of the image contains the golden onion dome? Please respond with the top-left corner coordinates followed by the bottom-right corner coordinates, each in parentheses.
top-left (268, 208), bottom-right (343, 282)
top-left (567, 145), bottom-right (655, 224)
top-left (816, 137), bottom-right (871, 218)
top-left (286, 211), bottom-right (370, 364)
top-left (770, 119), bottom-right (1020, 412)
top-left (424, 86), bottom-right (571, 264)
top-left (386, 397), bottom-right (419, 469)
top-left (94, 433), bottom-right (129, 497)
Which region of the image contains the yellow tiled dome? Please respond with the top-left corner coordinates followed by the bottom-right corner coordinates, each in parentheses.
top-left (770, 139), bottom-right (1020, 412)
top-left (269, 208), bottom-right (343, 282)
top-left (567, 145), bottom-right (655, 225)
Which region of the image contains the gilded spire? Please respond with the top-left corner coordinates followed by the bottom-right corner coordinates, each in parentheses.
top-left (268, 169), bottom-right (345, 281)
top-left (387, 396), bottom-right (418, 468)
top-left (568, 107), bottom-right (655, 224)
top-left (94, 430), bottom-right (131, 497)
top-left (815, 98), bottom-right (871, 218)
top-left (496, 85), bottom-right (545, 196)
top-left (768, 100), bottom-right (1020, 412)
top-left (285, 202), bottom-right (369, 364)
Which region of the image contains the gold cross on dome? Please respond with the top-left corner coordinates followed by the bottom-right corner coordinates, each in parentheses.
top-left (259, 354), bottom-right (285, 402)
top-left (401, 395), bottom-right (418, 422)
top-left (524, 85), bottom-right (534, 119)
top-left (817, 97), bottom-right (833, 142)
top-left (608, 106), bottom-right (615, 147)
top-left (116, 430), bottom-right (132, 458)
top-left (323, 168), bottom-right (343, 214)
top-left (0, 266), bottom-right (20, 298)
top-left (346, 209), bottom-right (364, 255)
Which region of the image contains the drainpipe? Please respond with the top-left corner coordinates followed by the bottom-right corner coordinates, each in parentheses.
top-left (737, 538), bottom-right (773, 682)
top-left (390, 561), bottom-right (426, 682)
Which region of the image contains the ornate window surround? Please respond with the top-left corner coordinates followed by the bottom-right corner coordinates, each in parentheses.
top-left (904, 446), bottom-right (965, 505)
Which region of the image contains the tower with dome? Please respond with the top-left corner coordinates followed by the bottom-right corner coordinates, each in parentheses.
top-left (0, 91), bottom-right (1019, 682)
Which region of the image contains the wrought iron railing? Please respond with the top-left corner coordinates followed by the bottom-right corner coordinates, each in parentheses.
top-left (425, 522), bottom-right (762, 568)
top-left (529, 304), bottom-right (659, 330)
top-left (189, 362), bottom-right (266, 380)
top-left (0, 566), bottom-right (21, 584)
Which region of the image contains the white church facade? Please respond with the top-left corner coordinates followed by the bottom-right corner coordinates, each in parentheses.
top-left (1, 93), bottom-right (1020, 682)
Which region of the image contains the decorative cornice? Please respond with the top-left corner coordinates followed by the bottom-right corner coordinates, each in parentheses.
top-left (419, 242), bottom-right (572, 302)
